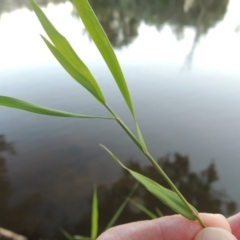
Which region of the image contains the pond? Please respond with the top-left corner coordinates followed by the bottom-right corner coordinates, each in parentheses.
top-left (0, 0), bottom-right (240, 239)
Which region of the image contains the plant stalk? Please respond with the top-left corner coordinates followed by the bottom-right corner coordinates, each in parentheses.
top-left (104, 103), bottom-right (207, 228)
top-left (144, 151), bottom-right (206, 227)
top-left (104, 103), bottom-right (143, 151)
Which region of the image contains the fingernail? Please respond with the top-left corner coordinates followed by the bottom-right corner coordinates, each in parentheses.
top-left (195, 227), bottom-right (237, 240)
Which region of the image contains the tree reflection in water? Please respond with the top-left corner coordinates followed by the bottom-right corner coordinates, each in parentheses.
top-left (0, 0), bottom-right (235, 238)
top-left (0, 135), bottom-right (15, 225)
top-left (1, 0), bottom-right (228, 45)
top-left (88, 0), bottom-right (228, 48)
top-left (76, 153), bottom-right (236, 237)
top-left (0, 0), bottom-right (229, 68)
top-left (0, 135), bottom-right (42, 239)
top-left (0, 135), bottom-right (237, 239)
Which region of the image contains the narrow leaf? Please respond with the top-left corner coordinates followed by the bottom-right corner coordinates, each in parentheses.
top-left (100, 145), bottom-right (197, 221)
top-left (73, 0), bottom-right (147, 148)
top-left (29, 0), bottom-right (105, 103)
top-left (128, 198), bottom-right (157, 219)
top-left (136, 123), bottom-right (147, 152)
top-left (155, 207), bottom-right (164, 217)
top-left (61, 229), bottom-right (75, 240)
top-left (105, 183), bottom-right (138, 230)
top-left (91, 186), bottom-right (98, 240)
top-left (42, 36), bottom-right (104, 103)
top-left (0, 96), bottom-right (113, 119)
top-left (73, 0), bottom-right (134, 116)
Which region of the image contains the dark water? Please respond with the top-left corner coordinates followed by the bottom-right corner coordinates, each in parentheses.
top-left (1, 0), bottom-right (240, 238)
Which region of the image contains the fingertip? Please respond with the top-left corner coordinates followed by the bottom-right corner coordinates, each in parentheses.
top-left (195, 227), bottom-right (237, 240)
top-left (228, 212), bottom-right (240, 238)
top-left (199, 213), bottom-right (231, 232)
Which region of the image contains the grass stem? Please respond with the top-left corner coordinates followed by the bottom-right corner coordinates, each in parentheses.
top-left (104, 103), bottom-right (207, 228)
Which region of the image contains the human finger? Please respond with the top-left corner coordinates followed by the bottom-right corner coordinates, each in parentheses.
top-left (228, 212), bottom-right (240, 239)
top-left (97, 213), bottom-right (231, 240)
top-left (195, 227), bottom-right (237, 240)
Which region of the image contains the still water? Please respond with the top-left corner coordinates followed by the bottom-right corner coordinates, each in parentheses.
top-left (1, 0), bottom-right (240, 238)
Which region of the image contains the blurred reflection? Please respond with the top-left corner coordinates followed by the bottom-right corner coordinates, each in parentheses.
top-left (0, 135), bottom-right (15, 225)
top-left (89, 0), bottom-right (229, 48)
top-left (1, 0), bottom-right (228, 46)
top-left (0, 0), bottom-right (68, 15)
top-left (0, 0), bottom-right (229, 67)
top-left (182, 0), bottom-right (229, 69)
top-left (0, 135), bottom-right (237, 239)
top-left (0, 135), bottom-right (42, 239)
top-left (76, 153), bottom-right (236, 237)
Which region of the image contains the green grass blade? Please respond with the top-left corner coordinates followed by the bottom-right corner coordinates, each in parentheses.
top-left (0, 96), bottom-right (113, 119)
top-left (30, 0), bottom-right (147, 149)
top-left (105, 183), bottom-right (138, 230)
top-left (61, 229), bottom-right (75, 240)
top-left (100, 144), bottom-right (197, 221)
top-left (155, 207), bottom-right (164, 217)
top-left (104, 104), bottom-right (145, 151)
top-left (73, 0), bottom-right (134, 116)
top-left (136, 123), bottom-right (147, 152)
top-left (91, 186), bottom-right (98, 240)
top-left (29, 0), bottom-right (105, 103)
top-left (128, 198), bottom-right (157, 219)
top-left (42, 36), bottom-right (104, 103)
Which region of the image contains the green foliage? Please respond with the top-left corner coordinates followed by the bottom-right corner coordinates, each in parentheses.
top-left (155, 207), bottom-right (164, 217)
top-left (77, 156), bottom-right (236, 234)
top-left (29, 0), bottom-right (105, 103)
top-left (91, 186), bottom-right (98, 239)
top-left (73, 0), bottom-right (134, 115)
top-left (100, 144), bottom-right (197, 221)
top-left (128, 199), bottom-right (158, 219)
top-left (73, 0), bottom-right (147, 150)
top-left (61, 229), bottom-right (76, 240)
top-left (65, 185), bottom-right (138, 240)
top-left (0, 96), bottom-right (112, 119)
top-left (0, 0), bottom-right (208, 230)
top-left (104, 183), bottom-right (138, 230)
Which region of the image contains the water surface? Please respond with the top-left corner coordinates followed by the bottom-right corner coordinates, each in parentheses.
top-left (0, 0), bottom-right (240, 238)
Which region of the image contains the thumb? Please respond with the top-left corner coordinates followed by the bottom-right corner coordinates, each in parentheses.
top-left (195, 227), bottom-right (237, 240)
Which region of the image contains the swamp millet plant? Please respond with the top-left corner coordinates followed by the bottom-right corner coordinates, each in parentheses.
top-left (0, 0), bottom-right (210, 237)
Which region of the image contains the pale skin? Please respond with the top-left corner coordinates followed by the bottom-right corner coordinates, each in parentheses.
top-left (97, 212), bottom-right (240, 240)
